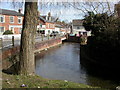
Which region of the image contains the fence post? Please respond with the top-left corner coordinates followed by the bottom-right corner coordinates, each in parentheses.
top-left (66, 33), bottom-right (69, 39)
top-left (47, 34), bottom-right (49, 40)
top-left (0, 38), bottom-right (3, 49)
top-left (41, 34), bottom-right (43, 41)
top-left (12, 36), bottom-right (14, 46)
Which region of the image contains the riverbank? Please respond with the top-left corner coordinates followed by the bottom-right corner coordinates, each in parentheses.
top-left (2, 72), bottom-right (99, 88)
top-left (80, 44), bottom-right (120, 89)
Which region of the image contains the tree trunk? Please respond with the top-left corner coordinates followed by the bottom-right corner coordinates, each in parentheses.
top-left (19, 1), bottom-right (38, 75)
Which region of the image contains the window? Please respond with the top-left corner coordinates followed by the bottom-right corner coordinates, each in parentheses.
top-left (9, 16), bottom-right (14, 23)
top-left (10, 27), bottom-right (14, 33)
top-left (18, 17), bottom-right (22, 24)
top-left (19, 28), bottom-right (22, 34)
top-left (0, 15), bottom-right (5, 23)
top-left (48, 30), bottom-right (50, 33)
top-left (40, 24), bottom-right (42, 28)
top-left (48, 24), bottom-right (50, 28)
top-left (0, 27), bottom-right (5, 33)
top-left (77, 26), bottom-right (80, 29)
top-left (53, 24), bottom-right (54, 28)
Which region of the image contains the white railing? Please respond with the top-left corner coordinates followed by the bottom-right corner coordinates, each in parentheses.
top-left (0, 34), bottom-right (21, 40)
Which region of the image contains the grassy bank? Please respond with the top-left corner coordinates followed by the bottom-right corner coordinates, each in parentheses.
top-left (2, 72), bottom-right (99, 88)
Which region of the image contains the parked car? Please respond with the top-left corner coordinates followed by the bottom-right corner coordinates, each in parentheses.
top-left (50, 31), bottom-right (58, 37)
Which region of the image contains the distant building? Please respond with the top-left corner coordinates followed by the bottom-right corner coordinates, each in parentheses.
top-left (0, 9), bottom-right (24, 35)
top-left (114, 2), bottom-right (120, 18)
top-left (37, 13), bottom-right (56, 36)
top-left (37, 16), bottom-right (46, 35)
top-left (55, 24), bottom-right (62, 34)
top-left (72, 19), bottom-right (91, 36)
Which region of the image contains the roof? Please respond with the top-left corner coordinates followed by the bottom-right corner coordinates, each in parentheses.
top-left (72, 19), bottom-right (84, 26)
top-left (38, 16), bottom-right (56, 24)
top-left (0, 9), bottom-right (24, 16)
top-left (46, 21), bottom-right (55, 23)
top-left (55, 24), bottom-right (63, 28)
top-left (41, 15), bottom-right (56, 23)
top-left (39, 16), bottom-right (46, 22)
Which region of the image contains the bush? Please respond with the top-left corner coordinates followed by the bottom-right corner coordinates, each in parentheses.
top-left (80, 36), bottom-right (87, 45)
top-left (3, 30), bottom-right (13, 35)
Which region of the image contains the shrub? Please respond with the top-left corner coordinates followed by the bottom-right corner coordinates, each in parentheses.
top-left (3, 30), bottom-right (13, 35)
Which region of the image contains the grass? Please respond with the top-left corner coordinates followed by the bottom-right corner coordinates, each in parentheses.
top-left (2, 72), bottom-right (100, 88)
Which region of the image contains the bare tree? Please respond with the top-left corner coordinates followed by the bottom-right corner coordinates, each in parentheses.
top-left (66, 1), bottom-right (115, 16)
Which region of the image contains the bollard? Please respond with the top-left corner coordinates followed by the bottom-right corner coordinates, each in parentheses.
top-left (12, 36), bottom-right (14, 46)
top-left (41, 34), bottom-right (43, 41)
top-left (0, 38), bottom-right (3, 49)
top-left (47, 34), bottom-right (49, 40)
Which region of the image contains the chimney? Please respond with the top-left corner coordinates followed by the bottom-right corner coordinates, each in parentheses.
top-left (46, 16), bottom-right (48, 20)
top-left (18, 9), bottom-right (22, 13)
top-left (49, 16), bottom-right (52, 21)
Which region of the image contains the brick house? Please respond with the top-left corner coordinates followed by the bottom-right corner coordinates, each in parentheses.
top-left (0, 9), bottom-right (24, 35)
top-left (45, 21), bottom-right (55, 36)
top-left (37, 14), bottom-right (55, 36)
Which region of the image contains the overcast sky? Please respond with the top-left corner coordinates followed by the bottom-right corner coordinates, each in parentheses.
top-left (0, 1), bottom-right (118, 22)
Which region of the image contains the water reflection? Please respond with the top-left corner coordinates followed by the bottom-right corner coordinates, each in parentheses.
top-left (35, 42), bottom-right (119, 89)
top-left (35, 43), bottom-right (87, 84)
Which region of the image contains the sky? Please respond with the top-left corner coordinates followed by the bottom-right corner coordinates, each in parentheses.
top-left (0, 1), bottom-right (119, 22)
top-left (0, 2), bottom-right (83, 22)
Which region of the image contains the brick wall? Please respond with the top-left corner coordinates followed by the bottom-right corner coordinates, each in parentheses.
top-left (46, 22), bottom-right (55, 29)
top-left (1, 38), bottom-right (62, 70)
top-left (35, 38), bottom-right (62, 53)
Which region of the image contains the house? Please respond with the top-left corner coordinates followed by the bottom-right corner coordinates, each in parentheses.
top-left (0, 9), bottom-right (24, 35)
top-left (37, 13), bottom-right (56, 36)
top-left (54, 24), bottom-right (62, 34)
top-left (37, 16), bottom-right (46, 35)
top-left (54, 21), bottom-right (71, 35)
top-left (45, 21), bottom-right (55, 36)
top-left (60, 25), bottom-right (71, 35)
top-left (114, 2), bottom-right (120, 18)
top-left (72, 19), bottom-right (91, 36)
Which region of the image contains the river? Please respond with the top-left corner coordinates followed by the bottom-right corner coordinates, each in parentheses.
top-left (35, 42), bottom-right (119, 89)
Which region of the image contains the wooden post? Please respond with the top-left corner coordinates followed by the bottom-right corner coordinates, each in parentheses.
top-left (47, 34), bottom-right (49, 40)
top-left (12, 36), bottom-right (14, 46)
top-left (0, 38), bottom-right (3, 49)
top-left (66, 33), bottom-right (69, 39)
top-left (41, 34), bottom-right (43, 41)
